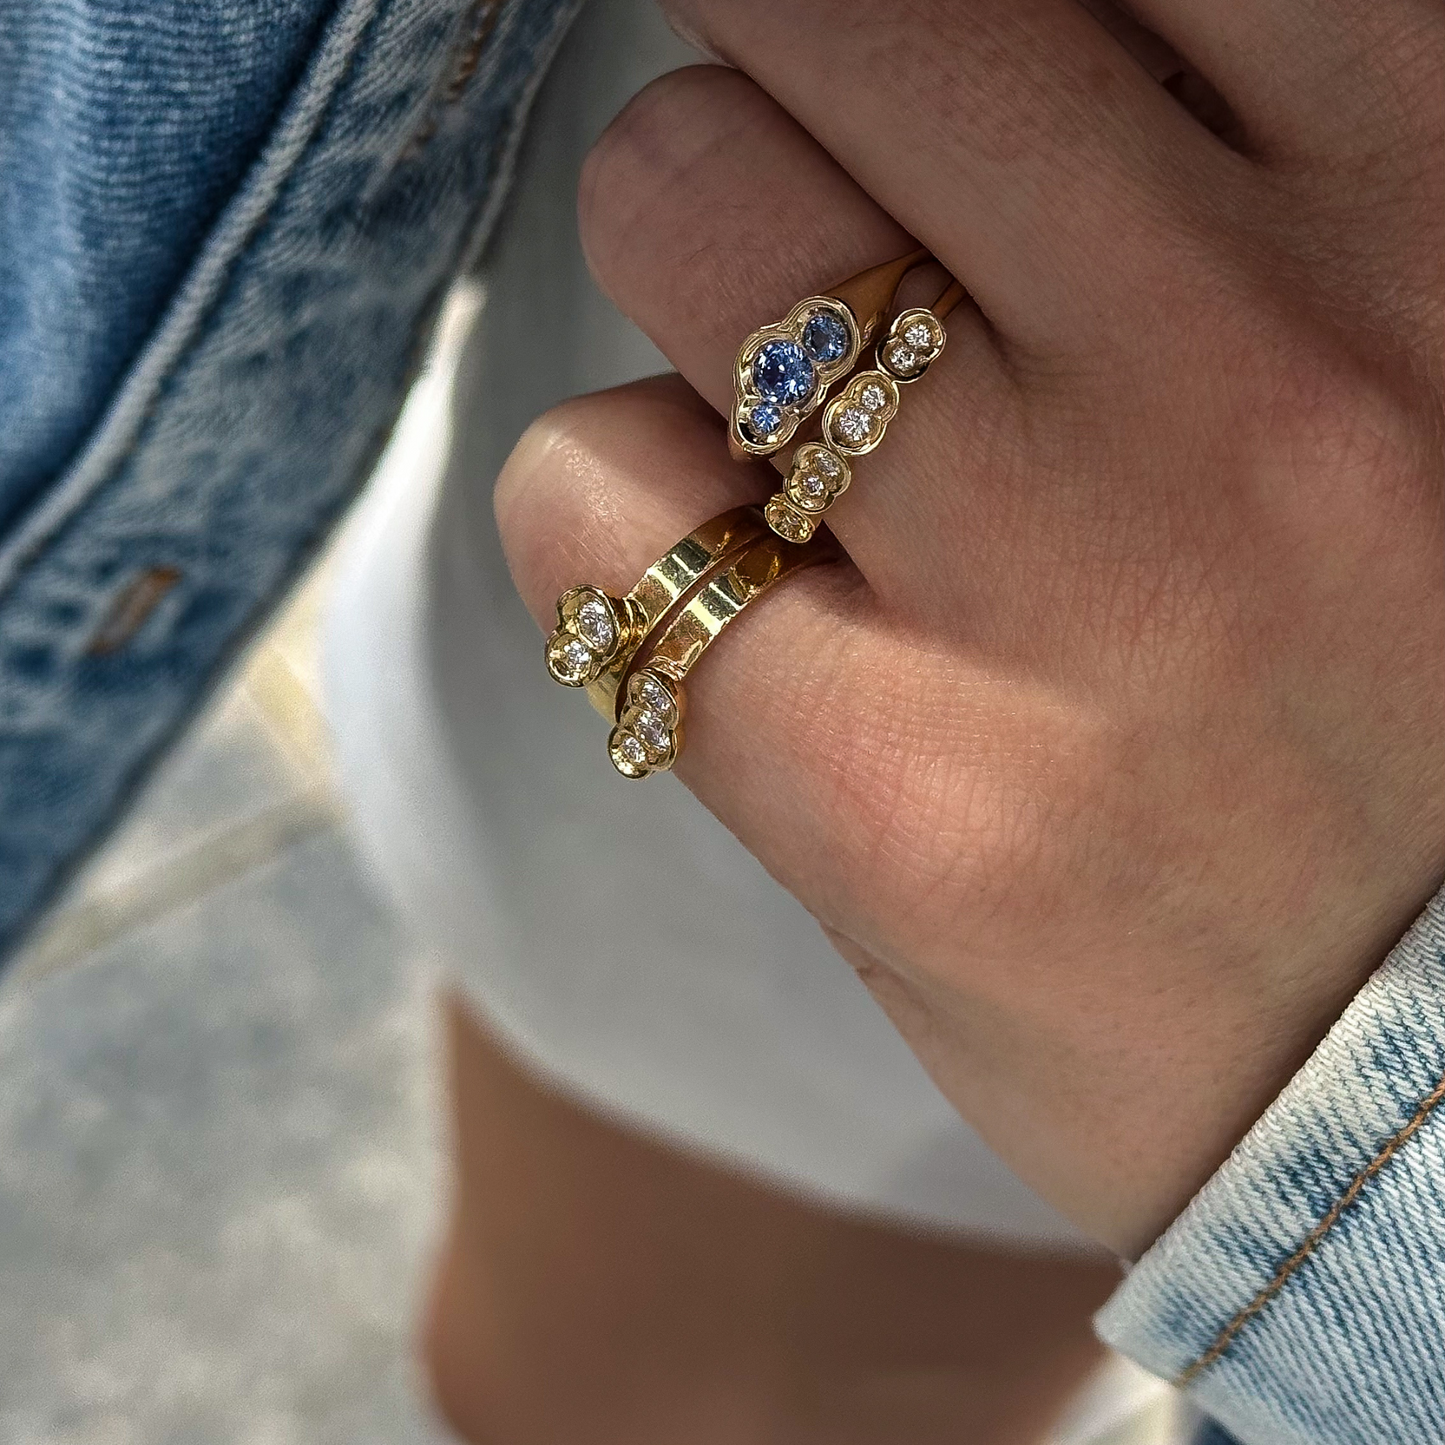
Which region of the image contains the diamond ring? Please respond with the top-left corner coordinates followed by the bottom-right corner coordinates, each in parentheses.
top-left (607, 519), bottom-right (839, 779)
top-left (543, 505), bottom-right (769, 711)
top-left (764, 282), bottom-right (962, 544)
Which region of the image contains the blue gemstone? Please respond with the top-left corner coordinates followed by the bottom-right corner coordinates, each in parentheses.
top-left (740, 402), bottom-right (782, 442)
top-left (802, 313), bottom-right (849, 364)
top-left (752, 340), bottom-right (814, 406)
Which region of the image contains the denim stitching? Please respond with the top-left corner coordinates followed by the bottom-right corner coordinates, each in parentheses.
top-left (0, 0), bottom-right (584, 959)
top-left (1178, 1067), bottom-right (1445, 1385)
top-left (0, 0), bottom-right (384, 604)
top-left (397, 0), bottom-right (505, 160)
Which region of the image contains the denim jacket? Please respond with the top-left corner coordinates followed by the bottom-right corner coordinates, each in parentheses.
top-left (2, 4), bottom-right (1442, 1440)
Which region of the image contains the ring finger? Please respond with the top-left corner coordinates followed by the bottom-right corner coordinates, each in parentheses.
top-left (579, 65), bottom-right (1024, 605)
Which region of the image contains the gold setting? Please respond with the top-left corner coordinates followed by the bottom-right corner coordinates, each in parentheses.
top-left (822, 370), bottom-right (902, 456)
top-left (543, 506), bottom-right (768, 714)
top-left (607, 525), bottom-right (839, 778)
top-left (763, 290), bottom-right (961, 542)
top-left (879, 306), bottom-right (946, 380)
top-left (728, 246), bottom-right (931, 461)
top-left (730, 295), bottom-right (861, 457)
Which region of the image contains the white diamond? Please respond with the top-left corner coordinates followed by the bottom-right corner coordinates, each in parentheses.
top-left (632, 709), bottom-right (671, 755)
top-left (797, 469), bottom-right (828, 498)
top-left (888, 344), bottom-right (918, 372)
top-left (834, 406), bottom-right (871, 444)
top-left (632, 673), bottom-right (675, 722)
top-left (547, 634), bottom-right (596, 684)
top-left (815, 450), bottom-right (842, 479)
top-left (765, 499), bottom-right (812, 541)
top-left (574, 596), bottom-right (616, 652)
top-left (860, 382), bottom-right (889, 414)
top-left (614, 732), bottom-right (648, 769)
top-left (903, 320), bottom-right (934, 349)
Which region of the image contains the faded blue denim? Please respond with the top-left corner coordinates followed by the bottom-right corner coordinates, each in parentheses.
top-left (0, 0), bottom-right (580, 950)
top-left (1100, 888), bottom-right (1445, 1444)
top-left (3, 5), bottom-right (1444, 1443)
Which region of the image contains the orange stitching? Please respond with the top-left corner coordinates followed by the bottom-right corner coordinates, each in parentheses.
top-left (85, 566), bottom-right (182, 655)
top-left (1179, 1068), bottom-right (1445, 1385)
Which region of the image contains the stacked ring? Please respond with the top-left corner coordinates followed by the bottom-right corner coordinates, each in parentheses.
top-left (608, 520), bottom-right (839, 779)
top-left (544, 505), bottom-right (769, 717)
top-left (544, 249), bottom-right (960, 778)
top-left (763, 280), bottom-right (964, 543)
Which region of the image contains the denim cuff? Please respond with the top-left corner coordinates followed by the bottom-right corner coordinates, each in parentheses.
top-left (1096, 884), bottom-right (1445, 1445)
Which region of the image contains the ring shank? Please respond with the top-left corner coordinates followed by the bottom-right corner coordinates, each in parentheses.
top-left (583, 506), bottom-right (768, 718)
top-left (617, 527), bottom-right (840, 717)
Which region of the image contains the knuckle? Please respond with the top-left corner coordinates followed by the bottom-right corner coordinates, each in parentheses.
top-left (579, 67), bottom-right (717, 257)
top-left (494, 377), bottom-right (736, 623)
top-left (578, 65), bottom-right (769, 319)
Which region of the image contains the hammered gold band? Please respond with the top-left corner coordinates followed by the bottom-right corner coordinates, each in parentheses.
top-left (543, 505), bottom-right (770, 717)
top-left (607, 518), bottom-right (839, 778)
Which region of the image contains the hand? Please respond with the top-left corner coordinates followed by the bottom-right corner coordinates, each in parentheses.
top-left (495, 0), bottom-right (1445, 1256)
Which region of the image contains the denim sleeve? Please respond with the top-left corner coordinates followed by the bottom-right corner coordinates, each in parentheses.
top-left (0, 0), bottom-right (580, 957)
top-left (1097, 884), bottom-right (1445, 1445)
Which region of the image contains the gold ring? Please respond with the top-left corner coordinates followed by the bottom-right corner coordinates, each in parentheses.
top-left (763, 279), bottom-right (965, 543)
top-left (607, 518), bottom-right (839, 779)
top-left (544, 506), bottom-right (770, 717)
top-left (728, 247), bottom-right (933, 461)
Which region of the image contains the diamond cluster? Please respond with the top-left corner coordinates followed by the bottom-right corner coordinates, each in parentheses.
top-left (733, 298), bottom-right (858, 454)
top-left (544, 586), bottom-right (625, 687)
top-left (879, 308), bottom-right (945, 381)
top-left (767, 399), bottom-right (869, 543)
top-left (608, 668), bottom-right (681, 778)
top-left (822, 369), bottom-right (900, 456)
top-left (786, 441), bottom-right (851, 513)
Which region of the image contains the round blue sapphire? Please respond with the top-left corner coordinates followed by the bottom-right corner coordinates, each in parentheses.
top-left (801, 312), bottom-right (849, 364)
top-left (740, 402), bottom-right (782, 443)
top-left (752, 340), bottom-right (814, 406)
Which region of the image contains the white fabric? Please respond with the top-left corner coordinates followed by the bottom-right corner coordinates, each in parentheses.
top-left (321, 0), bottom-right (1093, 1253)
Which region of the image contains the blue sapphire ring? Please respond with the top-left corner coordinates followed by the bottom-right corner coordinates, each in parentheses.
top-left (728, 247), bottom-right (931, 461)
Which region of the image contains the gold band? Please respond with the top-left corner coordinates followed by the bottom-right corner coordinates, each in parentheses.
top-left (763, 279), bottom-right (965, 543)
top-left (607, 520), bottom-right (839, 779)
top-left (544, 505), bottom-right (770, 717)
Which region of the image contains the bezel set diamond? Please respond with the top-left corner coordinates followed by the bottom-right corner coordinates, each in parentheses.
top-left (544, 585), bottom-right (630, 687)
top-left (822, 369), bottom-right (901, 457)
top-left (607, 668), bottom-right (682, 779)
top-left (878, 307), bottom-right (945, 381)
top-left (762, 442), bottom-right (854, 543)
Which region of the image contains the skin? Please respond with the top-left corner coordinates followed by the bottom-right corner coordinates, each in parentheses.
top-left (423, 997), bottom-right (1121, 1445)
top-left (492, 0), bottom-right (1445, 1259)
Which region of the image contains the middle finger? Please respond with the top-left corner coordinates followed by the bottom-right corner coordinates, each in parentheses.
top-left (662, 0), bottom-right (1236, 352)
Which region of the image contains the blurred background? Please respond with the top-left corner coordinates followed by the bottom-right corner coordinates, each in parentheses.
top-left (0, 322), bottom-right (458, 1441)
